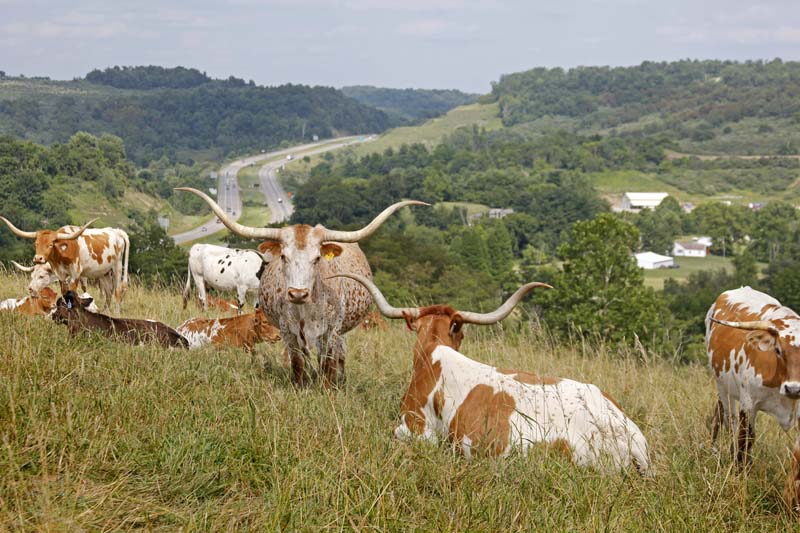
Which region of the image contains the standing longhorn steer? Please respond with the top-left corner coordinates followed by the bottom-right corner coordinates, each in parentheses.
top-left (182, 244), bottom-right (265, 312)
top-left (176, 186), bottom-right (426, 386)
top-left (0, 217), bottom-right (130, 310)
top-left (706, 286), bottom-right (800, 510)
top-left (52, 291), bottom-right (188, 348)
top-left (338, 274), bottom-right (650, 471)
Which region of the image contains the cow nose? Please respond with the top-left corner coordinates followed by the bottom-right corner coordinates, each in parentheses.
top-left (287, 288), bottom-right (309, 303)
top-left (782, 382), bottom-right (800, 399)
top-left (33, 255), bottom-right (45, 264)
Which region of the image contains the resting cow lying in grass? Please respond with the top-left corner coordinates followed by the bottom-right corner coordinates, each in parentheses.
top-left (336, 274), bottom-right (650, 473)
top-left (177, 309), bottom-right (281, 351)
top-left (52, 291), bottom-right (188, 348)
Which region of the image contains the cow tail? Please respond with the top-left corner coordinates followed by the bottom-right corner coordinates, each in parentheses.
top-left (182, 262), bottom-right (192, 309)
top-left (121, 230), bottom-right (131, 295)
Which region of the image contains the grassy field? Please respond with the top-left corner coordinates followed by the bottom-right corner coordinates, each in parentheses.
top-left (341, 103), bottom-right (502, 159)
top-left (643, 256), bottom-right (735, 289)
top-left (1, 271), bottom-right (799, 529)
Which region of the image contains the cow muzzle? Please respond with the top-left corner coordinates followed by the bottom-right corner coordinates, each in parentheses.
top-left (781, 382), bottom-right (800, 399)
top-left (287, 288), bottom-right (310, 304)
top-left (33, 255), bottom-right (46, 264)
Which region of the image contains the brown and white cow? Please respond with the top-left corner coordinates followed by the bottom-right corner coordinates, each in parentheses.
top-left (706, 286), bottom-right (800, 510)
top-left (177, 309), bottom-right (281, 351)
top-left (1, 217), bottom-right (130, 311)
top-left (338, 274), bottom-right (650, 472)
top-left (52, 291), bottom-right (188, 348)
top-left (176, 186), bottom-right (426, 387)
top-left (4, 287), bottom-right (59, 317)
top-left (11, 260), bottom-right (113, 301)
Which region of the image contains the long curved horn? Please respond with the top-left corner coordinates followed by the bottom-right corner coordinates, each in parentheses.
top-left (175, 187), bottom-right (281, 240)
top-left (710, 317), bottom-right (779, 335)
top-left (10, 260), bottom-right (34, 272)
top-left (0, 216), bottom-right (37, 239)
top-left (328, 273), bottom-right (418, 320)
top-left (56, 219), bottom-right (97, 240)
top-left (321, 200), bottom-right (429, 243)
top-left (458, 282), bottom-right (553, 325)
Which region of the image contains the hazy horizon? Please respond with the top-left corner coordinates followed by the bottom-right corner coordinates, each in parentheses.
top-left (3, 0), bottom-right (799, 93)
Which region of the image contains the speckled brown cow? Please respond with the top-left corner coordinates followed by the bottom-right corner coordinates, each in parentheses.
top-left (337, 273), bottom-right (650, 472)
top-left (706, 286), bottom-right (800, 511)
top-left (175, 186), bottom-right (426, 386)
top-left (1, 217), bottom-right (129, 311)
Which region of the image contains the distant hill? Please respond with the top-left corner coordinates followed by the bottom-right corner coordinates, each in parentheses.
top-left (0, 67), bottom-right (392, 164)
top-left (341, 85), bottom-right (478, 123)
top-left (488, 59), bottom-right (800, 155)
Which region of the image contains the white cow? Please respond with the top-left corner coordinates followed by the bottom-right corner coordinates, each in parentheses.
top-left (182, 244), bottom-right (266, 311)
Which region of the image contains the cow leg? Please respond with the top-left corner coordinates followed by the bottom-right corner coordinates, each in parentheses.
top-left (194, 275), bottom-right (208, 310)
top-left (783, 425), bottom-right (800, 514)
top-left (736, 410), bottom-right (755, 468)
top-left (285, 338), bottom-right (313, 387)
top-left (236, 286), bottom-right (247, 314)
top-left (319, 334), bottom-right (345, 388)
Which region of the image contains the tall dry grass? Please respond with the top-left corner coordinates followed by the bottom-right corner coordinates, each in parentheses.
top-left (0, 271), bottom-right (797, 530)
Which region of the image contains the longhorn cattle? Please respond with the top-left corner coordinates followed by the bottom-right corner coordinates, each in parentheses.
top-left (2, 287), bottom-right (58, 316)
top-left (52, 291), bottom-right (188, 348)
top-left (176, 187), bottom-right (426, 386)
top-left (706, 286), bottom-right (800, 510)
top-left (177, 309), bottom-right (281, 351)
top-left (339, 274), bottom-right (650, 472)
top-left (182, 244), bottom-right (265, 311)
top-left (0, 217), bottom-right (130, 310)
top-left (11, 260), bottom-right (112, 300)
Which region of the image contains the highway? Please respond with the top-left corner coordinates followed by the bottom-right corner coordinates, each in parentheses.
top-left (171, 136), bottom-right (373, 244)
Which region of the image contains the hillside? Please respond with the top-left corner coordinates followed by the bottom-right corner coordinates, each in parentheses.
top-left (488, 59), bottom-right (800, 155)
top-left (1, 272), bottom-right (797, 529)
top-left (341, 85), bottom-right (478, 123)
top-left (0, 67), bottom-right (392, 164)
top-left (0, 133), bottom-right (210, 264)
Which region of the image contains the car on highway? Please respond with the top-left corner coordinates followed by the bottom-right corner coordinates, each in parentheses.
top-left (201, 227), bottom-right (207, 233)
top-left (286, 154), bottom-right (293, 160)
top-left (278, 198), bottom-right (283, 203)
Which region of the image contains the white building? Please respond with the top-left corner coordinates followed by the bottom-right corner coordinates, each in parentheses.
top-left (618, 192), bottom-right (670, 212)
top-left (673, 241), bottom-right (708, 258)
top-left (635, 251), bottom-right (675, 269)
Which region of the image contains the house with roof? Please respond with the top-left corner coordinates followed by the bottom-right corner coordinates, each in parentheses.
top-left (673, 236), bottom-right (712, 258)
top-left (635, 251), bottom-right (675, 269)
top-left (617, 192), bottom-right (670, 212)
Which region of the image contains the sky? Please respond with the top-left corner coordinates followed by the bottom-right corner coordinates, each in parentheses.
top-left (2, 0), bottom-right (799, 93)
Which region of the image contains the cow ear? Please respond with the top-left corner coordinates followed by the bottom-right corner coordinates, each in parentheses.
top-left (746, 330), bottom-right (777, 352)
top-left (320, 243), bottom-right (343, 260)
top-left (449, 316), bottom-right (464, 337)
top-left (258, 241), bottom-right (281, 256)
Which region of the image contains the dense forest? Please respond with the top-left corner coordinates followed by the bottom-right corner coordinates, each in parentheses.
top-left (0, 67), bottom-right (393, 164)
top-left (490, 59), bottom-right (800, 154)
top-left (341, 85), bottom-right (478, 123)
top-left (85, 66), bottom-right (212, 89)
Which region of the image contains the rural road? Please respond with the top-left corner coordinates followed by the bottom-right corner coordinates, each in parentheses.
top-left (171, 136), bottom-right (373, 244)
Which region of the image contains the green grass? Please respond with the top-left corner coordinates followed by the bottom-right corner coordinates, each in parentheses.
top-left (643, 256), bottom-right (739, 289)
top-left (1, 271), bottom-right (799, 529)
top-left (345, 103), bottom-right (502, 158)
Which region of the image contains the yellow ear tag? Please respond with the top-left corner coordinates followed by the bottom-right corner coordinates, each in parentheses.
top-left (324, 251), bottom-right (335, 260)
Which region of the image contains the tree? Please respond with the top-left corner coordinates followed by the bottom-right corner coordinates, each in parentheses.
top-left (537, 213), bottom-right (671, 346)
top-left (748, 201), bottom-right (800, 262)
top-left (689, 203), bottom-right (752, 257)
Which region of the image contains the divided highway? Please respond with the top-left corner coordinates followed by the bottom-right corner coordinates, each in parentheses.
top-left (171, 136), bottom-right (373, 244)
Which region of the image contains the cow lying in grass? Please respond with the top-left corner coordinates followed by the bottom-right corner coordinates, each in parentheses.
top-left (52, 291), bottom-right (188, 348)
top-left (336, 274), bottom-right (650, 473)
top-left (177, 309), bottom-right (281, 351)
top-left (1, 287), bottom-right (59, 316)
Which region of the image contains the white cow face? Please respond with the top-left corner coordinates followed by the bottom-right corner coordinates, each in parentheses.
top-left (258, 226), bottom-right (342, 304)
